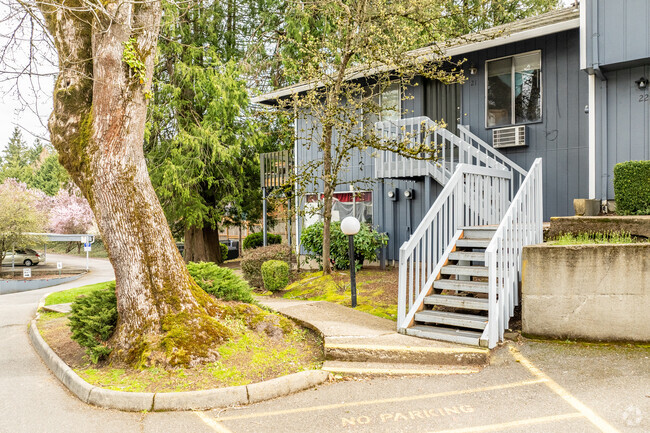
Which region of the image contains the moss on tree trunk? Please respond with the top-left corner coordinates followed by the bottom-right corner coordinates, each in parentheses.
top-left (38, 0), bottom-right (233, 367)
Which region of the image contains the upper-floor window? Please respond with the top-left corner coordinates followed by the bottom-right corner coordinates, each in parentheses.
top-left (486, 51), bottom-right (541, 128)
top-left (364, 82), bottom-right (401, 135)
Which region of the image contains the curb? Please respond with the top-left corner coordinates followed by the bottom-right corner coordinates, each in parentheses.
top-left (28, 319), bottom-right (330, 412)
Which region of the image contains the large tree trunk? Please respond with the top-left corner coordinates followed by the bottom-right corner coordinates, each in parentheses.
top-left (321, 124), bottom-right (333, 275)
top-left (184, 226), bottom-right (223, 263)
top-left (39, 0), bottom-right (229, 367)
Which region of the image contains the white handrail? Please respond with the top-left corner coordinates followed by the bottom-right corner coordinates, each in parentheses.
top-left (375, 118), bottom-right (515, 185)
top-left (457, 125), bottom-right (528, 197)
top-left (483, 158), bottom-right (543, 348)
top-left (397, 164), bottom-right (512, 329)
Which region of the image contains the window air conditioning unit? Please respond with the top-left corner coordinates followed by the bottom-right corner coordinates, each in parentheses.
top-left (492, 125), bottom-right (526, 149)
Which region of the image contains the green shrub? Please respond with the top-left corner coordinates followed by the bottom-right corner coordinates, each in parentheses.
top-left (220, 243), bottom-right (228, 261)
top-left (243, 232), bottom-right (281, 250)
top-left (69, 283), bottom-right (117, 363)
top-left (613, 160), bottom-right (650, 215)
top-left (242, 244), bottom-right (292, 287)
top-left (261, 260), bottom-right (289, 292)
top-left (186, 261), bottom-right (254, 303)
top-left (300, 221), bottom-right (388, 270)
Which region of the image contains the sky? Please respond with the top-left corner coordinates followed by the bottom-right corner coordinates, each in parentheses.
top-left (0, 0), bottom-right (576, 152)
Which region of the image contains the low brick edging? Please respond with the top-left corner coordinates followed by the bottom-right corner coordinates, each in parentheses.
top-left (28, 319), bottom-right (330, 412)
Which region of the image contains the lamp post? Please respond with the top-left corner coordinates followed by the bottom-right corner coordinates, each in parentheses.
top-left (341, 216), bottom-right (360, 308)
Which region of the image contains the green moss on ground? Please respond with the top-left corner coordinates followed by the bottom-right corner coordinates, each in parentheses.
top-left (282, 269), bottom-right (398, 321)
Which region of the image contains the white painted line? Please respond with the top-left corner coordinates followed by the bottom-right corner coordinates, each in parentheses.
top-left (429, 412), bottom-right (584, 433)
top-left (215, 379), bottom-right (546, 421)
top-left (509, 345), bottom-right (621, 433)
top-left (194, 411), bottom-right (235, 433)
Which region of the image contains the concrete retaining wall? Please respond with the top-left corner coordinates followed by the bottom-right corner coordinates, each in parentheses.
top-left (547, 216), bottom-right (650, 240)
top-left (0, 274), bottom-right (84, 295)
top-left (522, 243), bottom-right (650, 342)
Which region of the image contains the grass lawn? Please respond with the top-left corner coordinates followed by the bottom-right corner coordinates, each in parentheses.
top-left (44, 281), bottom-right (115, 305)
top-left (280, 267), bottom-right (398, 321)
top-left (551, 231), bottom-right (646, 245)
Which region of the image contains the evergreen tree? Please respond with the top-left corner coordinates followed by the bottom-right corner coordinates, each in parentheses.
top-left (146, 0), bottom-right (286, 263)
top-left (0, 127), bottom-right (33, 183)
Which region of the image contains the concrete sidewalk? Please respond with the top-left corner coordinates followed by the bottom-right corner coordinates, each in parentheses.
top-left (256, 297), bottom-right (489, 375)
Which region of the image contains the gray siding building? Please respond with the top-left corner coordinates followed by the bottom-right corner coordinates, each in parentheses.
top-left (255, 1), bottom-right (650, 262)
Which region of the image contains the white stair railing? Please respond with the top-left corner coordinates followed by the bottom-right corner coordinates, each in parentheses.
top-left (397, 165), bottom-right (512, 330)
top-left (457, 125), bottom-right (528, 197)
top-left (483, 158), bottom-right (543, 348)
top-left (375, 118), bottom-right (524, 186)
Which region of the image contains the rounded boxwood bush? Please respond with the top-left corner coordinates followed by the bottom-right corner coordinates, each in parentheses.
top-left (261, 260), bottom-right (289, 292)
top-left (186, 261), bottom-right (254, 303)
top-left (69, 283), bottom-right (117, 363)
top-left (613, 160), bottom-right (650, 215)
top-left (241, 244), bottom-right (292, 288)
top-left (243, 232), bottom-right (281, 250)
top-left (300, 221), bottom-right (388, 270)
top-left (220, 243), bottom-right (228, 261)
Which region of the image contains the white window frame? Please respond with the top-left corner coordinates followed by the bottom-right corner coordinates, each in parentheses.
top-left (485, 50), bottom-right (543, 129)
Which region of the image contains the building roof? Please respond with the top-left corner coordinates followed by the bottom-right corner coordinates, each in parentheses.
top-left (252, 6), bottom-right (580, 105)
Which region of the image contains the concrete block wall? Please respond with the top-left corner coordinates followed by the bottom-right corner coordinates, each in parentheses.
top-left (522, 243), bottom-right (650, 342)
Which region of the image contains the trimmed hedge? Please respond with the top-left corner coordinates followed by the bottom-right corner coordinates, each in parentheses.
top-left (613, 160), bottom-right (650, 215)
top-left (187, 261), bottom-right (254, 303)
top-left (300, 221), bottom-right (388, 270)
top-left (220, 243), bottom-right (228, 262)
top-left (242, 244), bottom-right (292, 288)
top-left (261, 260), bottom-right (289, 292)
top-left (243, 232), bottom-right (281, 250)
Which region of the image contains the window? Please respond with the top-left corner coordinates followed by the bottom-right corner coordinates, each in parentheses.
top-left (304, 191), bottom-right (373, 227)
top-left (364, 82), bottom-right (401, 135)
top-left (486, 51), bottom-right (541, 128)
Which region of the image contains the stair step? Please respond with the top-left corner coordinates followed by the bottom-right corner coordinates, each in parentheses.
top-left (456, 239), bottom-right (491, 248)
top-left (322, 361), bottom-right (480, 376)
top-left (449, 251), bottom-right (485, 262)
top-left (415, 310), bottom-right (488, 330)
top-left (424, 294), bottom-right (489, 310)
top-left (441, 265), bottom-right (488, 277)
top-left (433, 279), bottom-right (489, 294)
top-left (461, 226), bottom-right (497, 239)
top-left (405, 325), bottom-right (483, 346)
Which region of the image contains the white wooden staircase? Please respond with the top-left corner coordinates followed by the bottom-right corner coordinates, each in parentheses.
top-left (377, 118), bottom-right (544, 349)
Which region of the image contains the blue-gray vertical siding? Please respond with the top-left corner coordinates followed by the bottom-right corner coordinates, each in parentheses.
top-left (585, 0), bottom-right (650, 70)
top-left (597, 65), bottom-right (650, 199)
top-left (456, 30), bottom-right (589, 219)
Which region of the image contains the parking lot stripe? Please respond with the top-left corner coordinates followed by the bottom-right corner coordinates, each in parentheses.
top-left (195, 411), bottom-right (236, 433)
top-left (429, 412), bottom-right (584, 433)
top-left (509, 345), bottom-right (621, 433)
top-left (214, 378), bottom-right (546, 422)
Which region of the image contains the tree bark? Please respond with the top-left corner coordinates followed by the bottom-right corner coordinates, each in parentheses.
top-left (184, 225), bottom-right (223, 263)
top-left (38, 0), bottom-right (230, 367)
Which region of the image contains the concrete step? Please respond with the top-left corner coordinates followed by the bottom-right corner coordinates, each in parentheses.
top-left (433, 279), bottom-right (489, 294)
top-left (456, 239), bottom-right (491, 248)
top-left (322, 361), bottom-right (481, 376)
top-left (461, 226), bottom-right (497, 239)
top-left (449, 251), bottom-right (485, 262)
top-left (405, 325), bottom-right (483, 347)
top-left (324, 342), bottom-right (489, 366)
top-left (424, 294), bottom-right (489, 310)
top-left (415, 310), bottom-right (488, 330)
top-left (441, 265), bottom-right (489, 277)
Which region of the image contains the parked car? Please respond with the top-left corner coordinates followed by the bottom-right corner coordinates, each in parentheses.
top-left (1, 249), bottom-right (41, 267)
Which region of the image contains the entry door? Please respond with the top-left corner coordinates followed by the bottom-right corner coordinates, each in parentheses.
top-left (424, 80), bottom-right (461, 134)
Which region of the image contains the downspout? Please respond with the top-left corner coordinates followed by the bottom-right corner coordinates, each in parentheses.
top-left (590, 0), bottom-right (608, 207)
